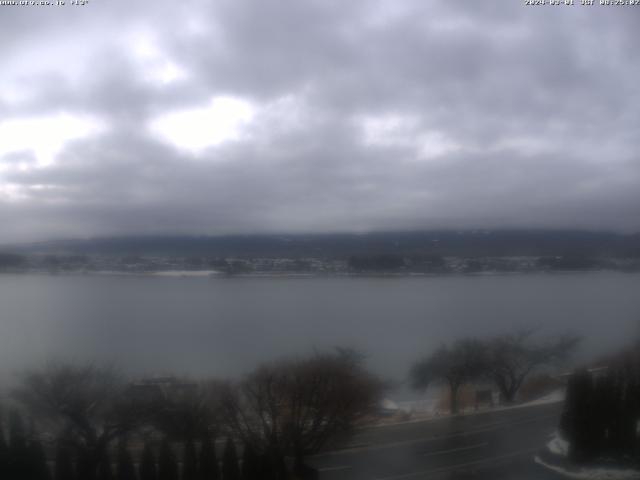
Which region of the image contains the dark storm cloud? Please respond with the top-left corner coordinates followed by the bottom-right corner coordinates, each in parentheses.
top-left (0, 0), bottom-right (639, 242)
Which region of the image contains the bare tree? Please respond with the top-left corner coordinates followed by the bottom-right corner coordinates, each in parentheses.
top-left (13, 363), bottom-right (146, 480)
top-left (485, 330), bottom-right (580, 404)
top-left (149, 379), bottom-right (224, 441)
top-left (411, 339), bottom-right (486, 414)
top-left (222, 349), bottom-right (384, 475)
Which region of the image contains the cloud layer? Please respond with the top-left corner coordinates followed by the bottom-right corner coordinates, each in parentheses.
top-left (1, 0), bottom-right (639, 242)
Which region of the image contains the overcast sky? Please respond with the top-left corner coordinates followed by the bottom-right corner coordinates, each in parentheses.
top-left (0, 0), bottom-right (639, 243)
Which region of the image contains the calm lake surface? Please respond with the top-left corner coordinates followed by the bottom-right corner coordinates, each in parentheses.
top-left (1, 272), bottom-right (639, 395)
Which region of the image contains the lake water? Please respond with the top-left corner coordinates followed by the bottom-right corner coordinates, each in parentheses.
top-left (0, 272), bottom-right (639, 396)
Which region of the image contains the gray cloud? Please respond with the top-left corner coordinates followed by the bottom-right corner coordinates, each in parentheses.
top-left (0, 0), bottom-right (639, 242)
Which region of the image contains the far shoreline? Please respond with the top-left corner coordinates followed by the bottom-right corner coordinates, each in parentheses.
top-left (1, 269), bottom-right (639, 279)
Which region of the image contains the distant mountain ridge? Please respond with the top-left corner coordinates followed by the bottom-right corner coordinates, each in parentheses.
top-left (5, 230), bottom-right (640, 259)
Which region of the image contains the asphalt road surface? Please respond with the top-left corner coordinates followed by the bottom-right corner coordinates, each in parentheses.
top-left (307, 403), bottom-right (564, 480)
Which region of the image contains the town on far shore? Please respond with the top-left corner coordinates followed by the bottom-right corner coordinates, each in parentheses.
top-left (1, 230), bottom-right (639, 276)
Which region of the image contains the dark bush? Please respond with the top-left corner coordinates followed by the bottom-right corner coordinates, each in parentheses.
top-left (198, 434), bottom-right (219, 480)
top-left (222, 439), bottom-right (240, 480)
top-left (158, 439), bottom-right (178, 480)
top-left (116, 440), bottom-right (137, 480)
top-left (139, 441), bottom-right (156, 480)
top-left (183, 439), bottom-right (198, 480)
top-left (53, 443), bottom-right (75, 480)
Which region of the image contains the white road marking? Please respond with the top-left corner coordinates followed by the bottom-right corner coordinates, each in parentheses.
top-left (421, 442), bottom-right (487, 457)
top-left (373, 447), bottom-right (539, 480)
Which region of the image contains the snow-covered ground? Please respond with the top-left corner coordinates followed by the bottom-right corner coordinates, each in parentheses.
top-left (546, 432), bottom-right (569, 457)
top-left (374, 389), bottom-right (566, 427)
top-left (535, 456), bottom-right (640, 480)
top-left (520, 389), bottom-right (564, 407)
top-left (535, 431), bottom-right (640, 480)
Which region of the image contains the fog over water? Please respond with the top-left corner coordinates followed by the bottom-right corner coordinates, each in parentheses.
top-left (1, 273), bottom-right (639, 395)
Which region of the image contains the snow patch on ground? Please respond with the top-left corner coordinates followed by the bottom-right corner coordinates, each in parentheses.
top-left (376, 389), bottom-right (566, 427)
top-left (522, 389), bottom-right (565, 406)
top-left (537, 431), bottom-right (640, 480)
top-left (547, 431), bottom-right (569, 457)
top-left (535, 456), bottom-right (640, 480)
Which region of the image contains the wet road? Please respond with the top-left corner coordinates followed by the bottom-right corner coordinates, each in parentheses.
top-left (308, 403), bottom-right (564, 480)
